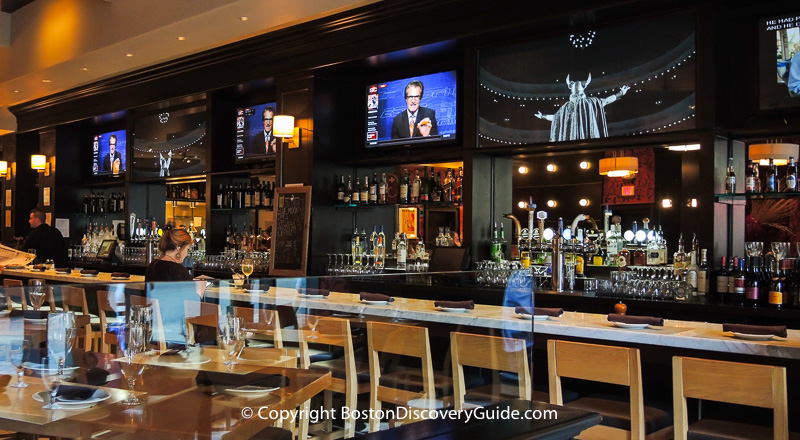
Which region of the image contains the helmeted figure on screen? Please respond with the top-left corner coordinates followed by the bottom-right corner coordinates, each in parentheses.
top-left (535, 73), bottom-right (630, 142)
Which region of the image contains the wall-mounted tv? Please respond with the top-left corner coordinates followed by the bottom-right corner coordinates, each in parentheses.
top-left (92, 130), bottom-right (127, 176)
top-left (365, 70), bottom-right (457, 148)
top-left (132, 105), bottom-right (207, 179)
top-left (759, 12), bottom-right (800, 111)
top-left (478, 11), bottom-right (696, 146)
top-left (236, 102), bottom-right (278, 161)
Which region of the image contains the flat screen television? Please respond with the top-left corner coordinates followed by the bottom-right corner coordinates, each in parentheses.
top-left (92, 130), bottom-right (127, 176)
top-left (132, 105), bottom-right (207, 179)
top-left (759, 12), bottom-right (800, 110)
top-left (478, 11), bottom-right (696, 146)
top-left (365, 70), bottom-right (457, 148)
top-left (236, 102), bottom-right (278, 161)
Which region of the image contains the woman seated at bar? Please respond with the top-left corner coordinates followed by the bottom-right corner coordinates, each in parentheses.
top-left (145, 223), bottom-right (193, 282)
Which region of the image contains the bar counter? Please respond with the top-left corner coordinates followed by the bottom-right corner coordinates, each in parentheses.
top-left (1, 267), bottom-right (145, 284)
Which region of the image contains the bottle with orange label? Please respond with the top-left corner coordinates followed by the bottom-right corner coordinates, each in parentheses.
top-left (768, 268), bottom-right (783, 309)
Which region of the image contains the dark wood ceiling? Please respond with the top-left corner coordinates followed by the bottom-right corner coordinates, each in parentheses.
top-left (1, 0), bottom-right (36, 13)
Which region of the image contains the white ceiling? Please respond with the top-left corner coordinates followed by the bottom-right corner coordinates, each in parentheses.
top-left (0, 0), bottom-right (380, 134)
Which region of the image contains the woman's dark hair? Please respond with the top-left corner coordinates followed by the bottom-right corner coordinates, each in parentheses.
top-left (158, 222), bottom-right (193, 254)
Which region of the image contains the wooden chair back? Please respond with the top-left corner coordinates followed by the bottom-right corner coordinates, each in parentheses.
top-left (96, 290), bottom-right (126, 353)
top-left (673, 356), bottom-right (788, 440)
top-left (184, 301), bottom-right (220, 345)
top-left (547, 339), bottom-right (647, 439)
top-left (3, 279), bottom-right (26, 311)
top-left (367, 321), bottom-right (435, 433)
top-left (233, 306), bottom-right (283, 349)
top-left (450, 332), bottom-right (531, 411)
top-left (59, 286), bottom-right (97, 350)
top-left (129, 295), bottom-right (167, 351)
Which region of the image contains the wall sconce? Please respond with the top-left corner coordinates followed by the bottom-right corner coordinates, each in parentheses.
top-left (31, 154), bottom-right (50, 176)
top-left (546, 164), bottom-right (557, 172)
top-left (274, 115), bottom-right (301, 149)
top-left (0, 161), bottom-right (8, 178)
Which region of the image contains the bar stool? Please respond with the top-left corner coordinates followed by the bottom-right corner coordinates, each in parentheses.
top-left (60, 286), bottom-right (100, 351)
top-left (547, 339), bottom-right (673, 440)
top-left (450, 331), bottom-right (531, 411)
top-left (366, 321), bottom-right (443, 433)
top-left (673, 356), bottom-right (796, 440)
top-left (295, 314), bottom-right (369, 439)
top-left (233, 306), bottom-right (283, 349)
top-left (3, 279), bottom-right (27, 311)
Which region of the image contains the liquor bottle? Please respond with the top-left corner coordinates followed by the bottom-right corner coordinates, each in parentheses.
top-left (400, 170), bottom-right (409, 204)
top-left (420, 167), bottom-right (430, 202)
top-left (745, 160), bottom-right (758, 193)
top-left (351, 176), bottom-right (360, 205)
top-left (379, 172), bottom-right (387, 204)
top-left (646, 232), bottom-right (660, 266)
top-left (431, 172), bottom-right (443, 202)
top-left (455, 167), bottom-right (463, 202)
top-left (657, 226), bottom-right (668, 265)
top-left (490, 222), bottom-right (502, 263)
top-left (745, 256), bottom-right (760, 307)
top-left (244, 182), bottom-right (252, 208)
top-left (715, 256), bottom-right (729, 302)
top-left (397, 233), bottom-right (408, 270)
top-left (337, 175), bottom-right (345, 204)
top-left (217, 184), bottom-right (224, 208)
top-left (443, 168), bottom-right (453, 202)
top-left (768, 267), bottom-right (783, 309)
top-left (253, 181), bottom-right (261, 208)
top-left (697, 249), bottom-right (709, 296)
top-left (82, 193), bottom-right (90, 214)
top-left (726, 257), bottom-right (739, 305)
top-left (344, 177), bottom-right (352, 204)
top-left (765, 157), bottom-right (777, 192)
top-left (351, 228), bottom-right (362, 265)
top-left (733, 257), bottom-right (746, 306)
top-left (267, 182), bottom-right (275, 209)
top-left (411, 170), bottom-right (421, 203)
top-left (725, 157), bottom-right (736, 194)
top-left (673, 234), bottom-right (687, 271)
top-left (376, 225), bottom-right (386, 269)
top-left (369, 172), bottom-right (378, 204)
top-left (360, 176), bottom-right (369, 205)
top-left (369, 225), bottom-right (378, 256)
top-left (118, 192), bottom-right (125, 212)
top-left (786, 156), bottom-right (797, 192)
top-left (675, 270), bottom-right (690, 301)
top-left (98, 193), bottom-right (106, 214)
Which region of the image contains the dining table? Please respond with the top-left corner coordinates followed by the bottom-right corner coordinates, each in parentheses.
top-left (0, 343), bottom-right (331, 439)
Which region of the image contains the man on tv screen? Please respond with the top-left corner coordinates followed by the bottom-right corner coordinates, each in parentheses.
top-left (789, 44), bottom-right (800, 98)
top-left (103, 134), bottom-right (122, 173)
top-left (249, 106), bottom-right (277, 155)
top-left (391, 80), bottom-right (438, 139)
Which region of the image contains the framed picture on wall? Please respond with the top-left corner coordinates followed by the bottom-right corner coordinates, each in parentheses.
top-left (398, 207), bottom-right (418, 239)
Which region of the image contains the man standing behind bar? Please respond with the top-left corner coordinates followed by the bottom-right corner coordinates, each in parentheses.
top-left (391, 80), bottom-right (438, 139)
top-left (23, 208), bottom-right (68, 267)
top-left (250, 106), bottom-right (277, 155)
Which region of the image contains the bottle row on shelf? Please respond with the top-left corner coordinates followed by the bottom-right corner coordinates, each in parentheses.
top-left (81, 192), bottom-right (126, 215)
top-left (215, 181), bottom-right (274, 210)
top-left (336, 166), bottom-right (463, 206)
top-left (725, 156), bottom-right (798, 194)
top-left (167, 183), bottom-right (206, 200)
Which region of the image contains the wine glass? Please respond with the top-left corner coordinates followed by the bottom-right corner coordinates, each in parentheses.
top-left (241, 258), bottom-right (254, 283)
top-left (306, 315), bottom-right (320, 340)
top-left (128, 305), bottom-right (154, 350)
top-left (117, 323), bottom-right (146, 406)
top-left (217, 316), bottom-right (245, 366)
top-left (40, 356), bottom-right (64, 410)
top-left (7, 340), bottom-right (29, 388)
top-left (47, 311), bottom-right (77, 372)
top-left (28, 280), bottom-right (46, 311)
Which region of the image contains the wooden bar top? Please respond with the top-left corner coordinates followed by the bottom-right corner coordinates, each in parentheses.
top-left (2, 267), bottom-right (145, 284)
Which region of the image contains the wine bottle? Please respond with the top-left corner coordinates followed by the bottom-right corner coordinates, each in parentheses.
top-left (369, 172), bottom-right (378, 204)
top-left (379, 172), bottom-right (387, 204)
top-left (715, 256), bottom-right (729, 303)
top-left (337, 175), bottom-right (345, 204)
top-left (400, 169), bottom-right (409, 204)
top-left (786, 156), bottom-right (797, 192)
top-left (765, 157), bottom-right (777, 192)
top-left (745, 160), bottom-right (757, 193)
top-left (745, 256), bottom-right (760, 307)
top-left (725, 157), bottom-right (736, 194)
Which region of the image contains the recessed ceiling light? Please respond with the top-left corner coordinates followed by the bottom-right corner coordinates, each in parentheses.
top-left (13, 90), bottom-right (19, 93)
top-left (239, 16), bottom-right (250, 21)
top-left (177, 36), bottom-right (186, 41)
top-left (126, 53), bottom-right (133, 57)
top-left (518, 166), bottom-right (528, 174)
top-left (80, 67), bottom-right (89, 71)
top-left (42, 79), bottom-right (51, 83)
top-left (546, 164), bottom-right (557, 172)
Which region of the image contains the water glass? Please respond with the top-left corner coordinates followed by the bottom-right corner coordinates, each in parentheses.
top-left (218, 315), bottom-right (245, 366)
top-left (118, 323), bottom-right (147, 405)
top-left (40, 356), bottom-right (64, 410)
top-left (7, 341), bottom-right (29, 388)
top-left (128, 305), bottom-right (154, 349)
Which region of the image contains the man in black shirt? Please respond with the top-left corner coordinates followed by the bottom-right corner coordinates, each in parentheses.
top-left (23, 208), bottom-right (68, 267)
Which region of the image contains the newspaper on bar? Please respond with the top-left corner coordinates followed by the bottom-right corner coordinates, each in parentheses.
top-left (0, 244), bottom-right (35, 267)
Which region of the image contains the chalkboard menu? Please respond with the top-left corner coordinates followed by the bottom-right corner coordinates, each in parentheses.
top-left (269, 185), bottom-right (312, 276)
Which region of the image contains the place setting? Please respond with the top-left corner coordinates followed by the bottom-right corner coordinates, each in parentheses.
top-left (359, 292), bottom-right (395, 305)
top-left (606, 313), bottom-right (665, 330)
top-left (297, 287), bottom-right (330, 299)
top-left (517, 307), bottom-right (564, 321)
top-left (433, 300), bottom-right (474, 313)
top-left (721, 323), bottom-right (788, 341)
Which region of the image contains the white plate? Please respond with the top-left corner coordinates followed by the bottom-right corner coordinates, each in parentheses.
top-left (436, 306), bottom-right (470, 313)
top-left (244, 289), bottom-right (266, 293)
top-left (155, 354), bottom-right (211, 368)
top-left (361, 299), bottom-right (390, 305)
top-left (300, 294), bottom-right (326, 299)
top-left (0, 310), bottom-right (9, 318)
top-left (532, 314), bottom-right (549, 321)
top-left (731, 332), bottom-right (775, 341)
top-left (33, 389), bottom-right (111, 409)
top-left (224, 385), bottom-right (280, 396)
top-left (80, 274), bottom-right (98, 277)
top-left (23, 318), bottom-right (48, 324)
top-left (22, 362), bottom-right (80, 374)
top-left (612, 322), bottom-right (650, 330)
top-left (516, 313), bottom-right (533, 320)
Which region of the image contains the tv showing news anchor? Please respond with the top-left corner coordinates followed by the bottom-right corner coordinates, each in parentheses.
top-left (92, 130), bottom-right (127, 176)
top-left (366, 70), bottom-right (457, 148)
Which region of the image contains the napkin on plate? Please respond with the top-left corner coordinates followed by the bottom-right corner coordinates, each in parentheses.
top-left (54, 267), bottom-right (71, 273)
top-left (111, 272), bottom-right (130, 278)
top-left (298, 288), bottom-right (330, 297)
top-left (195, 371), bottom-right (290, 391)
top-left (80, 269), bottom-right (99, 275)
top-left (56, 385), bottom-right (96, 401)
top-left (607, 314), bottom-right (664, 327)
top-left (722, 323), bottom-right (787, 338)
top-left (85, 368), bottom-right (111, 386)
top-left (434, 300), bottom-right (475, 310)
top-left (32, 264), bottom-right (47, 271)
top-left (533, 307), bottom-right (564, 317)
top-left (359, 292), bottom-right (394, 302)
